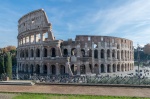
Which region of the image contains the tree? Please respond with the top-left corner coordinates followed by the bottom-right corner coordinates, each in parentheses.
top-left (0, 55), bottom-right (4, 74)
top-left (5, 52), bottom-right (12, 79)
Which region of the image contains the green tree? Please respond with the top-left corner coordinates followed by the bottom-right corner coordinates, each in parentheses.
top-left (0, 55), bottom-right (4, 74)
top-left (5, 52), bottom-right (12, 79)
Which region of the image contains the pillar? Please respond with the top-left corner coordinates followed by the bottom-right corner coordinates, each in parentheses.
top-left (77, 63), bottom-right (80, 75)
top-left (34, 33), bottom-right (36, 43)
top-left (56, 63), bottom-right (60, 75)
top-left (47, 63), bottom-right (50, 75)
top-left (40, 32), bottom-right (43, 43)
top-left (104, 64), bottom-right (107, 73)
top-left (40, 63), bottom-right (43, 74)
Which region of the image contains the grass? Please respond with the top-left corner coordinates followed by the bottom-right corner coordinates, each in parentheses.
top-left (12, 93), bottom-right (150, 99)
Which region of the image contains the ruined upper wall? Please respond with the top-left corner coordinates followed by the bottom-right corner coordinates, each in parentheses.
top-left (18, 9), bottom-right (51, 34)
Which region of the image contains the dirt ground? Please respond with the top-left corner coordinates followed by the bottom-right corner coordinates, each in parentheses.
top-left (0, 85), bottom-right (149, 98)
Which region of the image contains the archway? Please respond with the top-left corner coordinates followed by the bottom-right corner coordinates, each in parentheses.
top-left (101, 64), bottom-right (104, 73)
top-left (36, 48), bottom-right (40, 57)
top-left (51, 65), bottom-right (56, 75)
top-left (94, 49), bottom-right (98, 59)
top-left (107, 64), bottom-right (111, 73)
top-left (107, 49), bottom-right (110, 58)
top-left (30, 49), bottom-right (34, 57)
top-left (94, 64), bottom-right (99, 74)
top-left (101, 49), bottom-right (104, 58)
top-left (43, 65), bottom-right (47, 74)
top-left (43, 48), bottom-right (47, 57)
top-left (117, 64), bottom-right (120, 71)
top-left (60, 65), bottom-right (65, 75)
top-left (63, 49), bottom-right (68, 57)
top-left (51, 48), bottom-right (56, 57)
top-left (113, 64), bottom-right (116, 72)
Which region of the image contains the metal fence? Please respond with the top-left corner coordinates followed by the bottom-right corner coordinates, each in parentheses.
top-left (1, 73), bottom-right (150, 85)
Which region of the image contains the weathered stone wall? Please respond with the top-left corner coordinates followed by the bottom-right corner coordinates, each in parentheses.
top-left (17, 9), bottom-right (134, 76)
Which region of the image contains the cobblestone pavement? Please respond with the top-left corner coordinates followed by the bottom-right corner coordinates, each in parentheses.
top-left (0, 85), bottom-right (149, 98)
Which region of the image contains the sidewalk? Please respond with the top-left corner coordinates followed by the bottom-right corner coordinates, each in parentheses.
top-left (0, 85), bottom-right (149, 97)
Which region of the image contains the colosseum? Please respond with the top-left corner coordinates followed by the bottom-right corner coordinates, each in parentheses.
top-left (17, 9), bottom-right (134, 76)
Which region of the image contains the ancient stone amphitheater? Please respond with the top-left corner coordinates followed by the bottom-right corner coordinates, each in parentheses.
top-left (17, 9), bottom-right (134, 76)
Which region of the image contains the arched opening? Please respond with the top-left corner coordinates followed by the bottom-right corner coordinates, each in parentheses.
top-left (101, 64), bottom-right (104, 73)
top-left (89, 49), bottom-right (92, 57)
top-left (31, 49), bottom-right (34, 57)
top-left (117, 51), bottom-right (119, 59)
top-left (107, 64), bottom-right (111, 73)
top-left (80, 64), bottom-right (86, 74)
top-left (36, 48), bottom-right (40, 57)
top-left (113, 64), bottom-right (116, 72)
top-left (94, 43), bottom-right (97, 48)
top-left (117, 64), bottom-right (120, 71)
top-left (112, 50), bottom-right (115, 58)
top-left (36, 64), bottom-right (40, 74)
top-left (30, 64), bottom-right (34, 74)
top-left (43, 48), bottom-right (47, 57)
top-left (60, 65), bottom-right (65, 75)
top-left (25, 50), bottom-right (28, 58)
top-left (94, 49), bottom-right (98, 59)
top-left (63, 49), bottom-right (68, 57)
top-left (51, 48), bottom-right (56, 57)
top-left (71, 64), bottom-right (77, 75)
top-left (81, 49), bottom-right (85, 57)
top-left (51, 65), bottom-right (56, 75)
top-left (107, 49), bottom-right (110, 59)
top-left (71, 48), bottom-right (77, 56)
top-left (94, 64), bottom-right (99, 74)
top-left (43, 65), bottom-right (47, 74)
top-left (101, 49), bottom-right (104, 58)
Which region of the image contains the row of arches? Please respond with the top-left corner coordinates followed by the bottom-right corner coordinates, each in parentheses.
top-left (18, 64), bottom-right (66, 75)
top-left (19, 47), bottom-right (56, 58)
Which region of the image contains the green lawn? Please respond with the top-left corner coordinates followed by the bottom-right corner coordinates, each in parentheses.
top-left (13, 93), bottom-right (150, 99)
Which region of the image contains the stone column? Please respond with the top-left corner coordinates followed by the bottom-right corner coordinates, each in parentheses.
top-left (34, 33), bottom-right (36, 44)
top-left (65, 62), bottom-right (69, 74)
top-left (29, 35), bottom-right (31, 44)
top-left (68, 46), bottom-right (71, 56)
top-left (104, 64), bottom-right (107, 73)
top-left (99, 64), bottom-right (101, 74)
top-left (56, 46), bottom-right (59, 57)
top-left (40, 46), bottom-right (43, 59)
top-left (115, 64), bottom-right (117, 72)
top-left (77, 45), bottom-right (80, 57)
top-left (40, 32), bottom-right (43, 43)
top-left (34, 47), bottom-right (36, 59)
top-left (98, 42), bottom-right (101, 60)
top-left (77, 63), bottom-right (80, 75)
top-left (115, 50), bottom-right (117, 59)
top-left (40, 63), bottom-right (43, 74)
top-left (56, 63), bottom-right (60, 75)
top-left (47, 63), bottom-right (50, 75)
top-left (25, 36), bottom-right (27, 44)
top-left (110, 64), bottom-right (112, 73)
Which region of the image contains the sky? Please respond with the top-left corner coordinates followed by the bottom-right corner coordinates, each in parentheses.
top-left (0, 0), bottom-right (150, 48)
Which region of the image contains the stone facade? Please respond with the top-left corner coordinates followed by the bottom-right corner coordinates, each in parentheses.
top-left (17, 9), bottom-right (134, 75)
